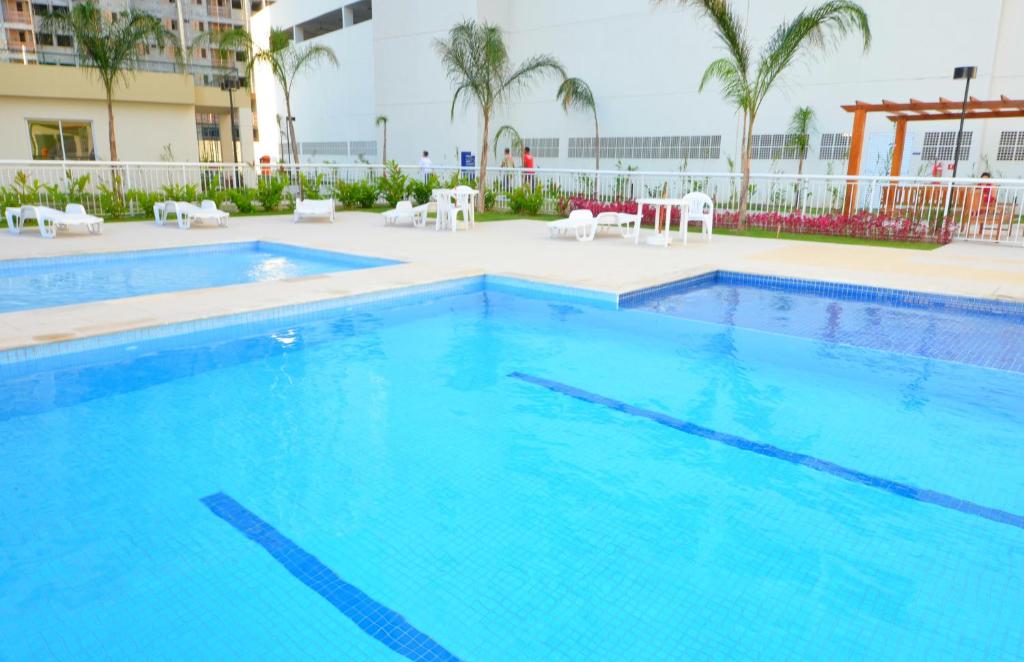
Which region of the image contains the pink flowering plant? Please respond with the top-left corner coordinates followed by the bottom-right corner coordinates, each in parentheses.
top-left (565, 196), bottom-right (951, 244)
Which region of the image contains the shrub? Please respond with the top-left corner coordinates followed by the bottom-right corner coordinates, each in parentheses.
top-left (407, 173), bottom-right (440, 205)
top-left (377, 160), bottom-right (409, 207)
top-left (484, 189), bottom-right (497, 211)
top-left (97, 181), bottom-right (127, 217)
top-left (508, 184), bottom-right (545, 216)
top-left (227, 187), bottom-right (257, 213)
top-left (126, 189), bottom-right (163, 216)
top-left (351, 180), bottom-right (378, 208)
top-left (160, 183), bottom-right (199, 202)
top-left (255, 175), bottom-right (287, 211)
top-left (299, 172), bottom-right (326, 200)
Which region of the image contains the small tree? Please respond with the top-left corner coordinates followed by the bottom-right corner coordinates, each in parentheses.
top-left (435, 20), bottom-right (565, 212)
top-left (210, 28), bottom-right (338, 165)
top-left (788, 106), bottom-right (817, 176)
top-left (659, 0), bottom-right (870, 226)
top-left (376, 115), bottom-right (389, 163)
top-left (557, 77), bottom-right (600, 170)
top-left (41, 1), bottom-right (178, 162)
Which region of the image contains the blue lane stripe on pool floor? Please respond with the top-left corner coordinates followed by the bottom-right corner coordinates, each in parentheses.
top-left (200, 492), bottom-right (460, 661)
top-left (508, 372), bottom-right (1024, 532)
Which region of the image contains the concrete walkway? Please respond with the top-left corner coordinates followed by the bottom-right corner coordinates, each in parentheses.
top-left (1, 212), bottom-right (1021, 352)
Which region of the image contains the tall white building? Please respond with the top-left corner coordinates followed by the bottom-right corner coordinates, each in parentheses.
top-left (251, 0), bottom-right (1024, 178)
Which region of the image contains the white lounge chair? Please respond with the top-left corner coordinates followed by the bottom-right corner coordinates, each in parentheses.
top-left (4, 204), bottom-right (103, 238)
top-left (293, 198), bottom-right (336, 223)
top-left (155, 200), bottom-right (229, 229)
top-left (383, 200), bottom-right (429, 227)
top-left (680, 192), bottom-right (714, 242)
top-left (547, 209), bottom-right (597, 242)
top-left (594, 211), bottom-right (634, 238)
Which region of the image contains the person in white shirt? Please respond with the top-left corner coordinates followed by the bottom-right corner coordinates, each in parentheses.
top-left (419, 150), bottom-right (433, 181)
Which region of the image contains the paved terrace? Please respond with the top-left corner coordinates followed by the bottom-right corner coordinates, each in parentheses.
top-left (1, 212), bottom-right (1022, 352)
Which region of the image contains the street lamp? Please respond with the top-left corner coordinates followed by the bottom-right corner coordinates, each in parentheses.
top-left (950, 66), bottom-right (977, 179)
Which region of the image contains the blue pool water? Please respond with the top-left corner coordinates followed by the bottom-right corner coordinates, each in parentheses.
top-left (0, 241), bottom-right (397, 313)
top-left (1, 280), bottom-right (1022, 660)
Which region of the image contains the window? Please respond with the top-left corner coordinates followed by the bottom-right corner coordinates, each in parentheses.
top-left (56, 34), bottom-right (72, 47)
top-left (170, 19), bottom-right (178, 30)
top-left (996, 131), bottom-right (1024, 161)
top-left (921, 130), bottom-right (971, 161)
top-left (32, 3), bottom-right (46, 14)
top-left (819, 132), bottom-right (851, 160)
top-left (750, 133), bottom-right (805, 160)
top-left (37, 32), bottom-right (54, 46)
top-left (28, 120), bottom-right (95, 160)
top-left (523, 138), bottom-right (559, 158)
top-left (349, 140), bottom-right (377, 156)
top-left (17, 31), bottom-right (26, 43)
top-left (569, 135), bottom-right (720, 160)
top-left (301, 141), bottom-right (348, 156)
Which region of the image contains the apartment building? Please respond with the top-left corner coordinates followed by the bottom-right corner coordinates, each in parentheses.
top-left (251, 0), bottom-right (1024, 178)
top-left (0, 0), bottom-right (275, 161)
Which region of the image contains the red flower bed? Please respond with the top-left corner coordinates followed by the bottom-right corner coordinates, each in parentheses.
top-left (565, 196), bottom-right (951, 244)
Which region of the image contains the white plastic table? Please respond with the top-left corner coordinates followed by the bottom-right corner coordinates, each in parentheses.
top-left (633, 198), bottom-right (689, 246)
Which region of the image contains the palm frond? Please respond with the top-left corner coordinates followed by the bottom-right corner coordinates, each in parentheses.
top-left (787, 105), bottom-right (817, 151)
top-left (556, 77), bottom-right (596, 117)
top-left (375, 115), bottom-right (388, 127)
top-left (699, 57), bottom-right (749, 110)
top-left (496, 54), bottom-right (565, 103)
top-left (662, 0), bottom-right (750, 79)
top-left (493, 125), bottom-right (523, 153)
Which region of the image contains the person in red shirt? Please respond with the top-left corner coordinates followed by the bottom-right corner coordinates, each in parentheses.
top-left (522, 146), bottom-right (536, 189)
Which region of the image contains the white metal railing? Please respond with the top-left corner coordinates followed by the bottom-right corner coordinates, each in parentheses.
top-left (1, 160), bottom-right (1022, 244)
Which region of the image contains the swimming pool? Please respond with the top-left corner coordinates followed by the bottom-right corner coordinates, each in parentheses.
top-left (0, 241), bottom-right (398, 313)
top-left (1, 276), bottom-right (1021, 660)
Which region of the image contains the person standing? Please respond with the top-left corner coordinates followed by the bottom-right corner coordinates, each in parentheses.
top-left (500, 147), bottom-right (515, 191)
top-left (522, 146), bottom-right (535, 190)
top-left (419, 150), bottom-right (433, 182)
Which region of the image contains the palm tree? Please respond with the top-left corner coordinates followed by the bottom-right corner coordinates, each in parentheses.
top-left (493, 125), bottom-right (524, 155)
top-left (210, 28), bottom-right (337, 165)
top-left (659, 0), bottom-right (870, 226)
top-left (435, 20), bottom-right (566, 211)
top-left (40, 1), bottom-right (178, 162)
top-left (376, 115), bottom-right (389, 163)
top-left (788, 106), bottom-right (817, 209)
top-left (788, 106), bottom-right (817, 177)
top-left (556, 77), bottom-right (600, 170)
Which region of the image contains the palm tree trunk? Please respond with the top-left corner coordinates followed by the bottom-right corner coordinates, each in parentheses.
top-left (285, 94), bottom-right (300, 165)
top-left (106, 91), bottom-right (118, 161)
top-left (594, 116), bottom-right (600, 172)
top-left (795, 155), bottom-right (804, 210)
top-left (477, 109), bottom-right (490, 213)
top-left (738, 114), bottom-right (754, 229)
top-left (382, 124), bottom-right (388, 164)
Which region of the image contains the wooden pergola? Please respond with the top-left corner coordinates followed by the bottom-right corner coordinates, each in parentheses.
top-left (843, 96), bottom-right (1024, 177)
top-left (840, 96), bottom-right (1024, 211)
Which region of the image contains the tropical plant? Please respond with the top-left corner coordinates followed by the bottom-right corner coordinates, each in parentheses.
top-left (161, 183), bottom-right (199, 202)
top-left (788, 106), bottom-right (817, 176)
top-left (41, 1), bottom-right (179, 161)
top-left (299, 172), bottom-right (326, 200)
top-left (659, 0), bottom-right (870, 227)
top-left (508, 184), bottom-right (545, 216)
top-left (378, 160), bottom-right (409, 207)
top-left (227, 188), bottom-right (257, 213)
top-left (209, 27), bottom-right (338, 165)
top-left (557, 77), bottom-right (600, 170)
top-left (253, 174), bottom-right (286, 211)
top-left (125, 188), bottom-right (162, 216)
top-left (407, 173), bottom-right (440, 205)
top-left (376, 115), bottom-right (389, 164)
top-left (435, 20), bottom-right (565, 211)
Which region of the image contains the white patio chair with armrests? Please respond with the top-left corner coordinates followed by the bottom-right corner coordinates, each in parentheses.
top-left (453, 185), bottom-right (477, 228)
top-left (547, 209), bottom-right (597, 242)
top-left (680, 192), bottom-right (714, 242)
top-left (435, 191), bottom-right (469, 232)
top-left (293, 198), bottom-right (336, 223)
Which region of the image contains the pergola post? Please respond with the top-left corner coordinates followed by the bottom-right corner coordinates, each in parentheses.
top-left (843, 108), bottom-right (867, 214)
top-left (884, 118), bottom-right (907, 210)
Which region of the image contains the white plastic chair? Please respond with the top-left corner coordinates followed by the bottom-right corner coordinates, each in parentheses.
top-left (547, 209), bottom-right (597, 241)
top-left (434, 190), bottom-right (469, 232)
top-left (453, 185), bottom-right (476, 228)
top-left (680, 192), bottom-right (714, 242)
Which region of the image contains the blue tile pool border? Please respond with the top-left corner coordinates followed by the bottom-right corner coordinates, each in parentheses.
top-left (0, 240), bottom-right (399, 276)
top-left (201, 492), bottom-right (460, 661)
top-left (510, 371), bottom-right (1024, 532)
top-left (618, 270), bottom-right (1024, 319)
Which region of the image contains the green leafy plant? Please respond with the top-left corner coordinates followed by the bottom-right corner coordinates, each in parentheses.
top-left (256, 174), bottom-right (288, 211)
top-left (351, 180), bottom-right (378, 208)
top-left (11, 171), bottom-right (43, 204)
top-left (126, 188), bottom-right (162, 216)
top-left (407, 173), bottom-right (440, 205)
top-left (484, 189), bottom-right (497, 210)
top-left (508, 184), bottom-right (545, 215)
top-left (97, 180), bottom-right (127, 217)
top-left (377, 160), bottom-right (410, 207)
top-left (227, 187), bottom-right (257, 213)
top-left (299, 172), bottom-right (325, 200)
top-left (557, 77), bottom-right (600, 170)
top-left (160, 183), bottom-right (199, 202)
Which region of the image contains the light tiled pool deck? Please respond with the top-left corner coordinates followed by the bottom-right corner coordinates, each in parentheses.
top-left (1, 212), bottom-right (1022, 352)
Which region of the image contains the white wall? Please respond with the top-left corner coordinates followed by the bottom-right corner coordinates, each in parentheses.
top-left (255, 0), bottom-right (1024, 177)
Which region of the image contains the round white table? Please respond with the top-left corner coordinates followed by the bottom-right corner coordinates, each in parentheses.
top-left (633, 198), bottom-right (689, 246)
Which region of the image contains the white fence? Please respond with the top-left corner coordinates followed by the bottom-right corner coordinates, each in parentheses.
top-left (1, 160), bottom-right (1022, 244)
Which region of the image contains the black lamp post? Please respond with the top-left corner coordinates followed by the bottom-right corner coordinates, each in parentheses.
top-left (219, 70), bottom-right (246, 170)
top-left (950, 66), bottom-right (977, 179)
